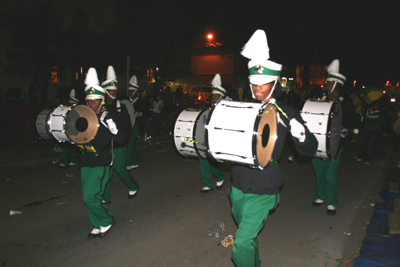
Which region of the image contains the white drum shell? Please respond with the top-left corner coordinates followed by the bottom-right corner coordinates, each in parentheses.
top-left (301, 99), bottom-right (342, 159)
top-left (48, 106), bottom-right (72, 142)
top-left (174, 109), bottom-right (209, 158)
top-left (36, 109), bottom-right (53, 140)
top-left (207, 100), bottom-right (263, 165)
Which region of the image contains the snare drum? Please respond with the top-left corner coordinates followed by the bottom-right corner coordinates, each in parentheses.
top-left (301, 99), bottom-right (342, 160)
top-left (206, 100), bottom-right (278, 169)
top-left (43, 105), bottom-right (99, 144)
top-left (36, 109), bottom-right (53, 140)
top-left (174, 108), bottom-right (210, 158)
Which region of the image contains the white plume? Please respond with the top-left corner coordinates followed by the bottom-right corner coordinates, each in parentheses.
top-left (241, 29), bottom-right (270, 60)
top-left (84, 68), bottom-right (100, 86)
top-left (211, 74), bottom-right (222, 87)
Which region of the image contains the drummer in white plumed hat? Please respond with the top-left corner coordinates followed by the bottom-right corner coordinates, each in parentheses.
top-left (127, 75), bottom-right (140, 100)
top-left (325, 59), bottom-right (346, 96)
top-left (210, 73), bottom-right (227, 104)
top-left (199, 74), bottom-right (227, 194)
top-left (101, 65), bottom-right (118, 105)
top-left (241, 29), bottom-right (282, 102)
top-left (84, 67), bottom-right (107, 113)
top-left (123, 75), bottom-right (142, 170)
top-left (229, 29), bottom-right (318, 267)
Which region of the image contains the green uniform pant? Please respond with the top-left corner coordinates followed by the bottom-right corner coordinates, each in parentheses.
top-left (229, 186), bottom-right (280, 267)
top-left (81, 166), bottom-right (114, 229)
top-left (311, 146), bottom-right (343, 207)
top-left (61, 146), bottom-right (77, 165)
top-left (199, 158), bottom-right (224, 188)
top-left (126, 122), bottom-right (139, 167)
top-left (103, 147), bottom-right (139, 202)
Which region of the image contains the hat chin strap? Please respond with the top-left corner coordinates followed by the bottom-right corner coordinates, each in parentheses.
top-left (328, 80), bottom-right (338, 94)
top-left (86, 99), bottom-right (104, 113)
top-left (250, 80), bottom-right (277, 102)
top-left (106, 90), bottom-right (117, 100)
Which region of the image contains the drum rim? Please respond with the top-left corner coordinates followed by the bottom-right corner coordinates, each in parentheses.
top-left (326, 101), bottom-right (342, 160)
top-left (193, 109), bottom-right (211, 159)
top-left (252, 104), bottom-right (277, 168)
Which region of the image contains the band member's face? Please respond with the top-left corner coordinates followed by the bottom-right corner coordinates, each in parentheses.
top-left (211, 93), bottom-right (221, 104)
top-left (326, 81), bottom-right (338, 100)
top-left (129, 90), bottom-right (138, 98)
top-left (107, 89), bottom-right (117, 99)
top-left (88, 99), bottom-right (102, 113)
top-left (251, 82), bottom-right (274, 102)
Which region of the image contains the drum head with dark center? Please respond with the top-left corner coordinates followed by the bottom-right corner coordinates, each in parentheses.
top-left (255, 104), bottom-right (277, 167)
top-left (65, 105), bottom-right (98, 144)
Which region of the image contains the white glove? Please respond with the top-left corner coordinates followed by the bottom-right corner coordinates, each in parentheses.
top-left (340, 128), bottom-right (348, 138)
top-left (106, 119), bottom-right (118, 135)
top-left (290, 118), bottom-right (306, 143)
top-left (135, 111), bottom-right (142, 117)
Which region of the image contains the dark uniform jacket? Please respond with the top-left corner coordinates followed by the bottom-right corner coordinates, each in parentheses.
top-left (77, 111), bottom-right (126, 167)
top-left (231, 101), bottom-right (318, 195)
top-left (105, 100), bottom-right (131, 148)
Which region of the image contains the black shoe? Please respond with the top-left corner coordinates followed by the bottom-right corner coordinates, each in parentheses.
top-left (327, 209), bottom-right (336, 216)
top-left (311, 201), bottom-right (325, 207)
top-left (200, 187), bottom-right (214, 194)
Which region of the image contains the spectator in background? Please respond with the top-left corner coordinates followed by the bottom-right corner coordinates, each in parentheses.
top-left (142, 93), bottom-right (153, 141)
top-left (357, 99), bottom-right (388, 164)
top-left (152, 94), bottom-right (164, 135)
top-left (167, 93), bottom-right (179, 136)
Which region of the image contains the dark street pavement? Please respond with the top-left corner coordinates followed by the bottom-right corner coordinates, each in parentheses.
top-left (1, 134), bottom-right (396, 267)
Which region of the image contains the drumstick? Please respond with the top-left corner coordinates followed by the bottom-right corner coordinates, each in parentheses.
top-left (181, 136), bottom-right (204, 145)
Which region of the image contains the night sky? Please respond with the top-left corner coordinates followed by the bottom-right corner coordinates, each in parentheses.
top-left (186, 0), bottom-right (400, 87)
top-left (1, 0), bottom-right (399, 88)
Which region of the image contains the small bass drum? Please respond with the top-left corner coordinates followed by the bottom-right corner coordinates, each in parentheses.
top-left (301, 99), bottom-right (342, 160)
top-left (174, 108), bottom-right (210, 158)
top-left (41, 105), bottom-right (99, 144)
top-left (206, 100), bottom-right (277, 169)
top-left (36, 109), bottom-right (53, 140)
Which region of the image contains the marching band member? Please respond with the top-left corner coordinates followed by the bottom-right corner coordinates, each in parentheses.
top-left (78, 67), bottom-right (125, 238)
top-left (200, 74), bottom-right (227, 193)
top-left (123, 75), bottom-right (141, 170)
top-left (229, 29), bottom-right (318, 267)
top-left (101, 66), bottom-right (139, 204)
top-left (311, 59), bottom-right (358, 215)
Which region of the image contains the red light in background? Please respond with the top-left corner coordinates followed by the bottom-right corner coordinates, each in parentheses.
top-left (207, 34), bottom-right (213, 40)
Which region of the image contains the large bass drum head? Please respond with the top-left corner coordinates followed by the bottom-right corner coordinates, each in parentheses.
top-left (65, 105), bottom-right (98, 144)
top-left (327, 101), bottom-right (342, 160)
top-left (254, 104), bottom-right (278, 167)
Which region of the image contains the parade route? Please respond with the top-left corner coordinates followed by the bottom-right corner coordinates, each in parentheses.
top-left (1, 136), bottom-right (395, 267)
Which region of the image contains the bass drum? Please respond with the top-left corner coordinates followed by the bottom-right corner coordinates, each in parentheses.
top-left (206, 100), bottom-right (277, 169)
top-left (38, 105), bottom-right (99, 144)
top-left (36, 108), bottom-right (53, 140)
top-left (174, 108), bottom-right (210, 158)
top-left (301, 99), bottom-right (342, 160)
